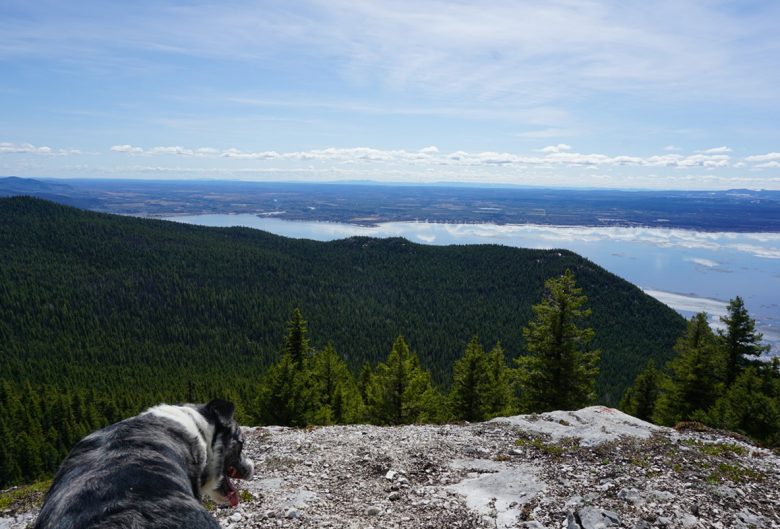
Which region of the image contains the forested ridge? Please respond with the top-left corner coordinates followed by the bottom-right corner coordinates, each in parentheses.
top-left (1, 196), bottom-right (686, 484)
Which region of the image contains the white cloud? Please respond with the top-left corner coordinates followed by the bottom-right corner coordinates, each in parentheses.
top-left (664, 145), bottom-right (681, 152)
top-left (745, 152), bottom-right (780, 163)
top-left (105, 143), bottom-right (738, 170)
top-left (5, 1), bottom-right (778, 106)
top-left (698, 146), bottom-right (732, 154)
top-left (541, 144), bottom-right (572, 154)
top-left (754, 161), bottom-right (780, 169)
top-left (110, 144), bottom-right (144, 155)
top-left (0, 142), bottom-right (80, 156)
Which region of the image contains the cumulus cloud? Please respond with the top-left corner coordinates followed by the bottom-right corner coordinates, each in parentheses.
top-left (104, 143), bottom-right (745, 171)
top-left (540, 144), bottom-right (572, 154)
top-left (111, 145), bottom-right (230, 157)
top-left (110, 144), bottom-right (144, 155)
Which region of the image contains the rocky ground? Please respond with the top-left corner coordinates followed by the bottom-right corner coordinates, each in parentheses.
top-left (2, 407), bottom-right (778, 529)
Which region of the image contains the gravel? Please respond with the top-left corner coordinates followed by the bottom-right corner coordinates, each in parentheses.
top-left (3, 407), bottom-right (778, 529)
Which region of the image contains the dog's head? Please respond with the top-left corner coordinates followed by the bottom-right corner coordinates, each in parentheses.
top-left (199, 399), bottom-right (254, 507)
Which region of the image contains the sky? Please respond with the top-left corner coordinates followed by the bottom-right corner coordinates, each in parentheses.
top-left (1, 0), bottom-right (780, 189)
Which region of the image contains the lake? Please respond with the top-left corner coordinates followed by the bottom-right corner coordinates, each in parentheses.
top-left (163, 214), bottom-right (780, 355)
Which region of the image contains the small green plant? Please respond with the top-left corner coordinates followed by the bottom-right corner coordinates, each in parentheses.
top-left (707, 463), bottom-right (765, 484)
top-left (515, 436), bottom-right (576, 457)
top-left (239, 489), bottom-right (254, 502)
top-left (681, 439), bottom-right (747, 458)
top-left (0, 479), bottom-right (52, 512)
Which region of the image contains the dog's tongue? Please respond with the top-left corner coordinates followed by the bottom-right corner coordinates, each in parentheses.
top-left (223, 474), bottom-right (240, 508)
top-left (228, 488), bottom-right (239, 508)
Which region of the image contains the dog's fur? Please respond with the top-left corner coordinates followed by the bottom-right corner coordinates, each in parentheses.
top-left (34, 399), bottom-right (253, 529)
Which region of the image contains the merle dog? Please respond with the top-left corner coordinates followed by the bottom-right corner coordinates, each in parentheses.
top-left (34, 399), bottom-right (254, 529)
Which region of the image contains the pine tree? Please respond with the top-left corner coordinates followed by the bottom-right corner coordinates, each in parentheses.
top-left (0, 418), bottom-right (21, 485)
top-left (309, 343), bottom-right (364, 424)
top-left (255, 351), bottom-right (312, 427)
top-left (450, 337), bottom-right (489, 421)
top-left (357, 362), bottom-right (373, 405)
top-left (254, 308), bottom-right (317, 426)
top-left (366, 336), bottom-right (438, 425)
top-left (653, 313), bottom-right (723, 425)
top-left (285, 308), bottom-right (311, 369)
top-left (705, 366), bottom-right (780, 444)
top-left (515, 270), bottom-right (600, 412)
top-left (484, 342), bottom-right (515, 418)
top-left (720, 296), bottom-right (770, 386)
top-left (619, 361), bottom-right (660, 422)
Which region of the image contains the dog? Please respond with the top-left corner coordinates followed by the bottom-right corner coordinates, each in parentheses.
top-left (33, 399), bottom-right (254, 529)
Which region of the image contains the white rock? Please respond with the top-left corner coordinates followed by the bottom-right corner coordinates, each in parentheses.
top-left (492, 406), bottom-right (661, 446)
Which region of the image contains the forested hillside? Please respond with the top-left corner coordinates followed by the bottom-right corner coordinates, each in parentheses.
top-left (0, 197), bottom-right (687, 482)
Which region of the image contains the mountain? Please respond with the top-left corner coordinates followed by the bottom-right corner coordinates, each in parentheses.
top-left (0, 196), bottom-right (685, 403)
top-left (0, 177), bottom-right (101, 209)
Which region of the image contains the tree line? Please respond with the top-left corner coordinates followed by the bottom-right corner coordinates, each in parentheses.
top-left (0, 196), bottom-right (686, 407)
top-left (620, 296), bottom-right (780, 445)
top-left (254, 270), bottom-right (599, 428)
top-left (2, 262), bottom-right (777, 488)
top-left (1, 270), bottom-right (601, 486)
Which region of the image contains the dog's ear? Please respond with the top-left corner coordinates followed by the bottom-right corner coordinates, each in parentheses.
top-left (205, 399), bottom-right (235, 427)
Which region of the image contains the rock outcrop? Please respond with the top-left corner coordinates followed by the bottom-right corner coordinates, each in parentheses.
top-left (3, 407), bottom-right (778, 529)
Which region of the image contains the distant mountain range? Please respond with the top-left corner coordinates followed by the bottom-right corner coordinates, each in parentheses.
top-left (2, 176), bottom-right (780, 231)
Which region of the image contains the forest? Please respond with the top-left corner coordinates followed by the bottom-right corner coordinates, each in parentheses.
top-left (0, 196), bottom-right (689, 485)
top-left (621, 298), bottom-right (780, 447)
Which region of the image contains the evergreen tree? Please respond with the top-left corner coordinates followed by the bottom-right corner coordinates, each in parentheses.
top-left (285, 308), bottom-right (311, 369)
top-left (705, 366), bottom-right (780, 444)
top-left (255, 351), bottom-right (312, 427)
top-left (515, 270), bottom-right (600, 412)
top-left (653, 313), bottom-right (723, 425)
top-left (719, 296), bottom-right (770, 386)
top-left (0, 419), bottom-right (21, 485)
top-left (450, 337), bottom-right (490, 421)
top-left (484, 342), bottom-right (515, 418)
top-left (366, 336), bottom-right (438, 425)
top-left (619, 361), bottom-right (660, 422)
top-left (309, 343), bottom-right (364, 424)
top-left (357, 362), bottom-right (373, 405)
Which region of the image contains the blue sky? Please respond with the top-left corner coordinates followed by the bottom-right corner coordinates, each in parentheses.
top-left (1, 0), bottom-right (780, 189)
